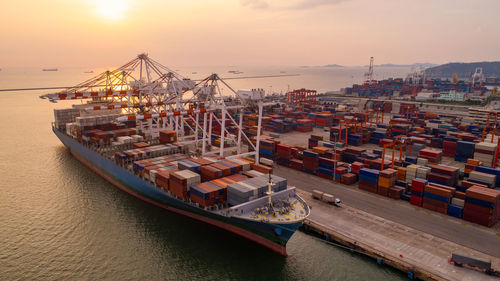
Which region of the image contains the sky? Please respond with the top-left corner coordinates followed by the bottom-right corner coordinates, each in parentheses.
top-left (0, 0), bottom-right (499, 68)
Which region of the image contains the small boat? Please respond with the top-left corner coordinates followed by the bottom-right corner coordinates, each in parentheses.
top-left (43, 68), bottom-right (58, 71)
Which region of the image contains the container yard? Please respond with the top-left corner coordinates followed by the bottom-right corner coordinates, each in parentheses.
top-left (251, 90), bottom-right (500, 230)
top-left (36, 54), bottom-right (500, 280)
top-left (343, 75), bottom-right (489, 99)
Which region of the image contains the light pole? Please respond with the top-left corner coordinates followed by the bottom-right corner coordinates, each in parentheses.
top-left (333, 135), bottom-right (337, 182)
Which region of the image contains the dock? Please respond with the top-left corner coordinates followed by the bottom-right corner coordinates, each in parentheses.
top-left (298, 189), bottom-right (500, 280)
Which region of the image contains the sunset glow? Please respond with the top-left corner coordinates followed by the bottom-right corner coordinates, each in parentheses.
top-left (95, 0), bottom-right (129, 21)
top-left (0, 0), bottom-right (499, 68)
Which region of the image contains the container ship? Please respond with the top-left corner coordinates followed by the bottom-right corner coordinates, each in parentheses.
top-left (40, 54), bottom-right (310, 256)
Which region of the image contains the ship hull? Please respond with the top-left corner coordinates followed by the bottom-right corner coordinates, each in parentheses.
top-left (53, 127), bottom-right (302, 256)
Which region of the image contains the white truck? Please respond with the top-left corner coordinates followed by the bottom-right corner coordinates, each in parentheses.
top-left (312, 189), bottom-right (342, 207)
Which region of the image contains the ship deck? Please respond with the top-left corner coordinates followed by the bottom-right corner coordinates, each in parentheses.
top-left (79, 132), bottom-right (310, 223)
top-left (222, 188), bottom-right (310, 224)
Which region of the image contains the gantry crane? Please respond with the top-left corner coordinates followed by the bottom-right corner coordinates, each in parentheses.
top-left (286, 88), bottom-right (317, 111)
top-left (481, 112), bottom-right (499, 143)
top-left (365, 109), bottom-right (384, 125)
top-left (364, 57), bottom-right (374, 82)
top-left (380, 137), bottom-right (413, 170)
top-left (40, 53), bottom-right (276, 162)
top-left (338, 118), bottom-right (364, 146)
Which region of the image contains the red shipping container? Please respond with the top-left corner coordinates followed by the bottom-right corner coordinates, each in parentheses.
top-left (310, 135), bottom-right (323, 141)
top-left (419, 148), bottom-right (442, 158)
top-left (317, 172), bottom-right (333, 180)
top-left (461, 181), bottom-right (487, 189)
top-left (358, 179), bottom-right (378, 193)
top-left (341, 173), bottom-right (357, 185)
top-left (189, 157), bottom-right (214, 166)
top-left (200, 165), bottom-right (222, 181)
top-left (377, 186), bottom-right (389, 197)
top-left (464, 202), bottom-right (495, 215)
top-left (335, 167), bottom-right (347, 175)
top-left (411, 179), bottom-right (426, 192)
top-left (221, 160), bottom-right (243, 173)
top-left (466, 186), bottom-right (500, 203)
top-left (410, 195), bottom-right (423, 206)
top-left (226, 174), bottom-right (248, 182)
top-left (388, 186), bottom-right (404, 199)
top-left (210, 163), bottom-right (232, 176)
top-left (289, 159), bottom-right (303, 171)
top-left (251, 163), bottom-right (273, 174)
top-left (346, 147), bottom-right (365, 155)
top-left (156, 168), bottom-right (179, 190)
top-left (462, 208), bottom-right (496, 227)
top-left (351, 162), bottom-right (364, 174)
top-left (170, 181), bottom-right (188, 199)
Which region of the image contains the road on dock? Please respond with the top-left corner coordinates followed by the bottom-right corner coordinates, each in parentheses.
top-left (275, 166), bottom-right (500, 258)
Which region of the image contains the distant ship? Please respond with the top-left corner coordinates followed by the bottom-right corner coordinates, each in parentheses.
top-left (192, 72), bottom-right (197, 74)
top-left (84, 70), bottom-right (94, 74)
top-left (43, 68), bottom-right (58, 72)
top-left (228, 70), bottom-right (243, 74)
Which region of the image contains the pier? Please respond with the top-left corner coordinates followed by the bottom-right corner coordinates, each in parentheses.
top-left (298, 189), bottom-right (500, 280)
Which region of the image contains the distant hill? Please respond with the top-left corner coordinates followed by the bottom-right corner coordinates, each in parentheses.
top-left (322, 64), bottom-right (344, 68)
top-left (376, 63), bottom-right (437, 68)
top-left (425, 62), bottom-right (500, 78)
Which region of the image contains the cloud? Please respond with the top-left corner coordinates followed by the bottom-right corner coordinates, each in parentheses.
top-left (240, 0), bottom-right (348, 10)
top-left (240, 0), bottom-right (269, 9)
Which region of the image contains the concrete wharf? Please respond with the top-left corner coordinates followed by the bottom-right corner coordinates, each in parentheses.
top-left (298, 189), bottom-right (500, 280)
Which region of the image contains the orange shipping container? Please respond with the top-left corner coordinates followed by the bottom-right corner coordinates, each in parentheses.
top-left (251, 163), bottom-right (273, 174)
top-left (397, 167), bottom-right (406, 181)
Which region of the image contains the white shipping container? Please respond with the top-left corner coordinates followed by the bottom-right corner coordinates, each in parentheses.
top-left (451, 198), bottom-right (465, 207)
top-left (321, 193), bottom-right (335, 203)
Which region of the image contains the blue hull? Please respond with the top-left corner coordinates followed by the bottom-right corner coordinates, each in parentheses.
top-left (53, 127), bottom-right (301, 255)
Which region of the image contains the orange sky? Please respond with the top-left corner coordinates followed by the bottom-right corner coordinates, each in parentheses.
top-left (1, 0), bottom-right (499, 67)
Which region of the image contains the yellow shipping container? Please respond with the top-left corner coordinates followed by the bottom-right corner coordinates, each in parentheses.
top-left (312, 147), bottom-right (329, 155)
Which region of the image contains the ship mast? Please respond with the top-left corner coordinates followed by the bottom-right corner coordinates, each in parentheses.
top-left (266, 173), bottom-right (274, 208)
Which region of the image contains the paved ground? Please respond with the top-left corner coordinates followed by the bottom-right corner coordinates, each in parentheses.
top-left (275, 165), bottom-right (500, 258)
top-left (300, 189), bottom-right (500, 281)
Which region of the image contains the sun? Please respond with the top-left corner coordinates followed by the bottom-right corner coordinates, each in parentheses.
top-left (95, 0), bottom-right (130, 21)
